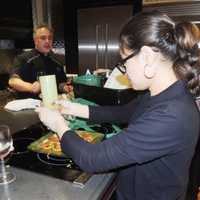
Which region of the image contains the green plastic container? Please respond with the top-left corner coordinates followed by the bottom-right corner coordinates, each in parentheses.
top-left (73, 75), bottom-right (101, 87)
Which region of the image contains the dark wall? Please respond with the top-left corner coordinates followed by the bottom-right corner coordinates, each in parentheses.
top-left (133, 0), bottom-right (143, 15)
top-left (0, 0), bottom-right (33, 48)
top-left (77, 0), bottom-right (134, 8)
top-left (63, 2), bottom-right (79, 74)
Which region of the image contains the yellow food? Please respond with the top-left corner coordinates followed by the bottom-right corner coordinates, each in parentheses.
top-left (53, 143), bottom-right (62, 152)
top-left (39, 134), bottom-right (61, 154)
top-left (35, 131), bottom-right (102, 156)
top-left (77, 132), bottom-right (94, 142)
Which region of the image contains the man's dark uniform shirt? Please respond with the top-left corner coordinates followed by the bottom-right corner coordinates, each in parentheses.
top-left (60, 81), bottom-right (200, 200)
top-left (11, 49), bottom-right (67, 99)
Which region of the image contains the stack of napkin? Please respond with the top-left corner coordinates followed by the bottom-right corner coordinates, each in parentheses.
top-left (4, 99), bottom-right (41, 111)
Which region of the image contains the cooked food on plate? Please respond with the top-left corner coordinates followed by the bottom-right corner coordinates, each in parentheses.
top-left (28, 131), bottom-right (104, 157)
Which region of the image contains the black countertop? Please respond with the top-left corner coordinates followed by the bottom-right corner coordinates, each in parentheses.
top-left (0, 109), bottom-right (40, 135)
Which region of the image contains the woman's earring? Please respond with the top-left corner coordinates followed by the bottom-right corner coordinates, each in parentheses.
top-left (144, 64), bottom-right (155, 79)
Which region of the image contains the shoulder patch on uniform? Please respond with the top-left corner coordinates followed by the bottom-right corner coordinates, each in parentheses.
top-left (27, 54), bottom-right (40, 63)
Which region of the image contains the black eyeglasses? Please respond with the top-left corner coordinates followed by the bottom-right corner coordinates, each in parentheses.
top-left (116, 51), bottom-right (137, 74)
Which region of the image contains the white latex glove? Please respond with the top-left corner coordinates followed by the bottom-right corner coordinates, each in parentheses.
top-left (54, 100), bottom-right (89, 119)
top-left (35, 106), bottom-right (70, 138)
top-left (54, 100), bottom-right (77, 115)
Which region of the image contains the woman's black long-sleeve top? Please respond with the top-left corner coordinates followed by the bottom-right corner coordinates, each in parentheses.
top-left (60, 80), bottom-right (200, 200)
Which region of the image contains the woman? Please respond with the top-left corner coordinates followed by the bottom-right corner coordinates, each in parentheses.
top-left (36, 11), bottom-right (200, 200)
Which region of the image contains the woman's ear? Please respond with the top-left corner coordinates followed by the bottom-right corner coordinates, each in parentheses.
top-left (140, 46), bottom-right (157, 79)
top-left (140, 46), bottom-right (156, 65)
top-left (144, 64), bottom-right (155, 79)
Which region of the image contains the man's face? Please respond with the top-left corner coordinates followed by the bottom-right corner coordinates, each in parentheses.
top-left (34, 27), bottom-right (53, 54)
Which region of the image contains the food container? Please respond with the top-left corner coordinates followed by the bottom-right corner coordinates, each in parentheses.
top-left (28, 131), bottom-right (104, 157)
top-left (73, 75), bottom-right (102, 87)
top-left (73, 82), bottom-right (138, 105)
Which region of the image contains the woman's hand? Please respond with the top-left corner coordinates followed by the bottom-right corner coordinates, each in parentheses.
top-left (55, 100), bottom-right (89, 119)
top-left (35, 106), bottom-right (70, 138)
top-left (54, 100), bottom-right (75, 115)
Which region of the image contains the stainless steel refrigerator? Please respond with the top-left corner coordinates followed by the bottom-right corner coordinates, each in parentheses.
top-left (77, 5), bottom-right (132, 74)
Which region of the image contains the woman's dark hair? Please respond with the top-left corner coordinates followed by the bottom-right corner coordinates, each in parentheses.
top-left (119, 10), bottom-right (200, 96)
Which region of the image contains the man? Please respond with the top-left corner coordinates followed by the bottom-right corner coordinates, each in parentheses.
top-left (9, 24), bottom-right (67, 99)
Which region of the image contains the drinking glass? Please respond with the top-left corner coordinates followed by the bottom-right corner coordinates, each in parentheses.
top-left (0, 125), bottom-right (16, 184)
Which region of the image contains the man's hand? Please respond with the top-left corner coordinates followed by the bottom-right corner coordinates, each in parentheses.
top-left (32, 81), bottom-right (41, 93)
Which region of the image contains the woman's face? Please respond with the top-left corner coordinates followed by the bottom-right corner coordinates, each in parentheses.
top-left (121, 49), bottom-right (151, 91)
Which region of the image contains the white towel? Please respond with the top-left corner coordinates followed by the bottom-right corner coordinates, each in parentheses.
top-left (4, 98), bottom-right (41, 111)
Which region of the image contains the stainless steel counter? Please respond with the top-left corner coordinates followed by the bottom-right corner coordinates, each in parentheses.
top-left (0, 109), bottom-right (116, 200)
top-left (0, 167), bottom-right (116, 200)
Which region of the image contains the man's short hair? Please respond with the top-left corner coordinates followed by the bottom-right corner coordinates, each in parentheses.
top-left (33, 24), bottom-right (54, 38)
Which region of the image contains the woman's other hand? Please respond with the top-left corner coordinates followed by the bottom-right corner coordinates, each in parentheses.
top-left (55, 100), bottom-right (89, 119)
